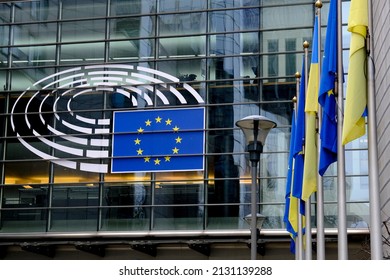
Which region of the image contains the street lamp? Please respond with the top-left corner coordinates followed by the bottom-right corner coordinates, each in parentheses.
top-left (236, 115), bottom-right (277, 260)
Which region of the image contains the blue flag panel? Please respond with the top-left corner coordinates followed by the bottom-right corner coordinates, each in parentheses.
top-left (111, 107), bottom-right (205, 173)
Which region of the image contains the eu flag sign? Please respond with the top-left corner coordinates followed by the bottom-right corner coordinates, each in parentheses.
top-left (111, 107), bottom-right (205, 173)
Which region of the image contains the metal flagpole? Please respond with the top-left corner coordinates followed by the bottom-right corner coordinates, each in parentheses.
top-left (303, 41), bottom-right (312, 260)
top-left (337, 0), bottom-right (348, 260)
top-left (367, 0), bottom-right (383, 260)
top-left (293, 72), bottom-right (303, 260)
top-left (315, 0), bottom-right (326, 260)
top-left (294, 74), bottom-right (301, 260)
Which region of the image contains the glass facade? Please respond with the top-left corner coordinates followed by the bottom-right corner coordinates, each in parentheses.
top-left (0, 0), bottom-right (369, 236)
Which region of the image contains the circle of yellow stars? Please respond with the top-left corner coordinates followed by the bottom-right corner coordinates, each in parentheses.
top-left (133, 115), bottom-right (183, 166)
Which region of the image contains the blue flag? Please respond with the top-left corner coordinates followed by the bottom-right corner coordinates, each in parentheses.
top-left (284, 108), bottom-right (297, 253)
top-left (318, 0), bottom-right (339, 176)
top-left (111, 107), bottom-right (205, 173)
top-left (292, 57), bottom-right (306, 200)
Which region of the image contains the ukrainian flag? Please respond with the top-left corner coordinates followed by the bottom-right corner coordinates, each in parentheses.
top-left (302, 15), bottom-right (319, 202)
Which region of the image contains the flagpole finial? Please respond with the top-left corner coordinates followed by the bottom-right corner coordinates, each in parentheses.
top-left (315, 1), bottom-right (323, 9)
top-left (303, 41), bottom-right (309, 49)
top-left (295, 72), bottom-right (301, 79)
top-left (292, 96), bottom-right (297, 103)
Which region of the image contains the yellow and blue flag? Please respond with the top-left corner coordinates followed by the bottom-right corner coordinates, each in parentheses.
top-left (284, 107), bottom-right (297, 252)
top-left (342, 0), bottom-right (368, 145)
top-left (111, 107), bottom-right (205, 173)
top-left (302, 15), bottom-right (319, 201)
top-left (285, 59), bottom-right (306, 253)
top-left (292, 58), bottom-right (306, 201)
top-left (318, 0), bottom-right (339, 176)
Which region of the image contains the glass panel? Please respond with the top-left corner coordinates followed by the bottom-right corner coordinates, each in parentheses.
top-left (0, 184), bottom-right (48, 232)
top-left (158, 0), bottom-right (207, 12)
top-left (0, 26), bottom-right (9, 46)
top-left (109, 39), bottom-right (154, 61)
top-left (261, 5), bottom-right (312, 29)
top-left (159, 36), bottom-right (206, 58)
top-left (153, 206), bottom-right (203, 230)
top-left (101, 184), bottom-right (150, 231)
top-left (62, 0), bottom-right (107, 19)
top-left (14, 0), bottom-right (58, 22)
top-left (0, 3), bottom-right (10, 23)
top-left (110, 16), bottom-right (155, 39)
top-left (206, 205), bottom-right (245, 230)
top-left (4, 162), bottom-right (50, 185)
top-left (209, 8), bottom-right (259, 32)
top-left (60, 42), bottom-right (105, 65)
top-left (210, 0), bottom-right (260, 8)
top-left (12, 45), bottom-right (56, 67)
top-left (110, 0), bottom-right (156, 16)
top-left (209, 32), bottom-right (259, 56)
top-left (158, 13), bottom-right (206, 36)
top-left (53, 164), bottom-right (100, 184)
top-left (10, 68), bottom-right (55, 91)
top-left (50, 185), bottom-right (99, 231)
top-left (208, 56), bottom-right (260, 81)
top-left (260, 204), bottom-right (286, 230)
top-left (262, 29), bottom-right (312, 54)
top-left (61, 20), bottom-right (106, 43)
top-left (261, 79), bottom-right (296, 101)
top-left (0, 48), bottom-right (8, 67)
top-left (13, 23), bottom-right (57, 45)
top-left (347, 176), bottom-right (369, 202)
top-left (348, 202), bottom-right (369, 228)
top-left (157, 59), bottom-right (206, 83)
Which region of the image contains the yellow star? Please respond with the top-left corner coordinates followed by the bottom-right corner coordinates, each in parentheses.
top-left (165, 118), bottom-right (172, 125)
top-left (145, 119), bottom-right (152, 126)
top-left (154, 158), bottom-right (161, 165)
top-left (137, 127), bottom-right (144, 133)
top-left (144, 157), bottom-right (151, 162)
top-left (175, 136), bottom-right (182, 143)
top-left (136, 148), bottom-right (143, 155)
top-left (172, 125), bottom-right (180, 132)
top-left (172, 147), bottom-right (179, 154)
top-left (164, 156), bottom-right (171, 162)
top-left (155, 116), bottom-right (162, 123)
top-left (134, 138), bottom-right (141, 145)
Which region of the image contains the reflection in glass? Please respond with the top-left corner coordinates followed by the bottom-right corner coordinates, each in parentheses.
top-left (60, 42), bottom-right (105, 64)
top-left (159, 36), bottom-right (206, 58)
top-left (153, 206), bottom-right (203, 230)
top-left (62, 0), bottom-right (107, 19)
top-left (111, 0), bottom-right (155, 16)
top-left (13, 23), bottom-right (57, 45)
top-left (61, 20), bottom-right (106, 43)
top-left (14, 0), bottom-right (58, 22)
top-left (209, 8), bottom-right (259, 32)
top-left (158, 13), bottom-right (206, 36)
top-left (12, 45), bottom-right (56, 67)
top-left (101, 184), bottom-right (150, 231)
top-left (158, 0), bottom-right (207, 12)
top-left (0, 185), bottom-right (48, 232)
top-left (110, 17), bottom-right (155, 39)
top-left (50, 185), bottom-right (99, 232)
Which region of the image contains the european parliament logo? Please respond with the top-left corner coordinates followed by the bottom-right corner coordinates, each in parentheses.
top-left (111, 107), bottom-right (205, 173)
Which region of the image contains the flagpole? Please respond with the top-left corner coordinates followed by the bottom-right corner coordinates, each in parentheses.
top-left (367, 0), bottom-right (383, 260)
top-left (295, 71), bottom-right (306, 260)
top-left (315, 0), bottom-right (326, 260)
top-left (303, 41), bottom-right (312, 260)
top-left (337, 0), bottom-right (348, 260)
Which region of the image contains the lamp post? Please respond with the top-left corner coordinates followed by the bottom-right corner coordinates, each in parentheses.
top-left (236, 115), bottom-right (277, 260)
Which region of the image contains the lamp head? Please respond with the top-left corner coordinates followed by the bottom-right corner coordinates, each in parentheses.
top-left (236, 115), bottom-right (277, 162)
